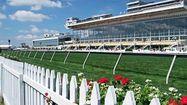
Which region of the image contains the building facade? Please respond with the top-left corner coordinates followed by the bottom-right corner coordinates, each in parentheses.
top-left (33, 34), bottom-right (71, 48)
top-left (66, 0), bottom-right (187, 44)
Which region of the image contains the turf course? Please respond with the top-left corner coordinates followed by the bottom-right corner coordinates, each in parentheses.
top-left (1, 50), bottom-right (187, 95)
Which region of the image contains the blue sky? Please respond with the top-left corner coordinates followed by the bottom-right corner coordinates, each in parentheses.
top-left (0, 0), bottom-right (157, 46)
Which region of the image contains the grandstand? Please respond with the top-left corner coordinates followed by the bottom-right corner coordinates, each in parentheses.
top-left (62, 0), bottom-right (187, 53)
top-left (33, 33), bottom-right (72, 50)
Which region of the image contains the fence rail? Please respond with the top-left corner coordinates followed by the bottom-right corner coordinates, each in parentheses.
top-left (0, 56), bottom-right (161, 105)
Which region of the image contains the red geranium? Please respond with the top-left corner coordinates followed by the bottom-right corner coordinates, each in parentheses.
top-left (45, 92), bottom-right (48, 96)
top-left (181, 96), bottom-right (187, 105)
top-left (114, 75), bottom-right (123, 81)
top-left (167, 99), bottom-right (179, 105)
top-left (97, 78), bottom-right (109, 84)
top-left (121, 78), bottom-right (129, 85)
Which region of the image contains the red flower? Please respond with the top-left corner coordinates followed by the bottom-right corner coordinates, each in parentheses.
top-left (45, 92), bottom-right (48, 96)
top-left (97, 78), bottom-right (109, 84)
top-left (87, 80), bottom-right (91, 86)
top-left (167, 99), bottom-right (179, 105)
top-left (114, 75), bottom-right (123, 81)
top-left (181, 96), bottom-right (187, 105)
top-left (121, 78), bottom-right (129, 85)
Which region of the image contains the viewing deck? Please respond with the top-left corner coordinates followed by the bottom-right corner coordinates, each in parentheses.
top-left (63, 40), bottom-right (183, 47)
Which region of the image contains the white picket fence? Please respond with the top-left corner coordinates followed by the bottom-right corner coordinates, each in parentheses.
top-left (0, 56), bottom-right (161, 105)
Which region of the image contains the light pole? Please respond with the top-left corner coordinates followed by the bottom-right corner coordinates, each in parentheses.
top-left (8, 39), bottom-right (11, 49)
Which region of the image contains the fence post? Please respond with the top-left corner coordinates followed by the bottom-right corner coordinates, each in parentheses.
top-left (79, 79), bottom-right (88, 105)
top-left (91, 82), bottom-right (100, 105)
top-left (45, 69), bottom-right (50, 89)
top-left (122, 91), bottom-right (136, 105)
top-left (33, 66), bottom-right (37, 105)
top-left (0, 63), bottom-right (3, 100)
top-left (28, 64), bottom-right (31, 105)
top-left (62, 73), bottom-right (69, 99)
top-left (150, 98), bottom-right (161, 105)
top-left (70, 76), bottom-right (77, 103)
top-left (24, 63), bottom-right (29, 105)
top-left (45, 69), bottom-right (50, 105)
top-left (37, 66), bottom-right (41, 105)
top-left (40, 67), bottom-right (45, 105)
top-left (56, 72), bottom-right (62, 95)
top-left (18, 74), bottom-right (24, 105)
top-left (105, 86), bottom-right (117, 105)
top-left (50, 70), bottom-right (56, 91)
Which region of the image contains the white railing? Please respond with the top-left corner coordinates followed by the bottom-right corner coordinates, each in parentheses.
top-left (0, 56), bottom-right (161, 105)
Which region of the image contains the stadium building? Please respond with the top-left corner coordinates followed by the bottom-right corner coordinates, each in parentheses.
top-left (33, 33), bottom-right (72, 50)
top-left (0, 45), bottom-right (12, 50)
top-left (64, 0), bottom-right (187, 52)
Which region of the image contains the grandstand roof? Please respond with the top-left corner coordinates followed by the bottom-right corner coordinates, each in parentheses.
top-left (32, 37), bottom-right (59, 42)
top-left (66, 1), bottom-right (187, 30)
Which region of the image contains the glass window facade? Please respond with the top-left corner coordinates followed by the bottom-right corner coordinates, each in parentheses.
top-left (33, 39), bottom-right (59, 47)
top-left (33, 37), bottom-right (72, 47)
top-left (72, 15), bottom-right (187, 41)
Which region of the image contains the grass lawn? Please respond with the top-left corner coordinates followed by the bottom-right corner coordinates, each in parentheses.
top-left (0, 100), bottom-right (4, 105)
top-left (1, 50), bottom-right (187, 95)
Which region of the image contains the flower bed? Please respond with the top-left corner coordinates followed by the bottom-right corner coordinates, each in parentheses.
top-left (78, 73), bottom-right (187, 105)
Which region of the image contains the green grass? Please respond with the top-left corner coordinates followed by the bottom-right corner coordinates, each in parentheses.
top-left (0, 99), bottom-right (4, 105)
top-left (1, 50), bottom-right (187, 95)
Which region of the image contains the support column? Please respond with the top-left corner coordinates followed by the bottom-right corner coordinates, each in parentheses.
top-left (33, 51), bottom-right (38, 59)
top-left (40, 51), bottom-right (45, 61)
top-left (64, 51), bottom-right (70, 64)
top-left (82, 52), bottom-right (91, 69)
top-left (11, 51), bottom-right (14, 56)
top-left (19, 51), bottom-right (22, 57)
top-left (23, 51), bottom-right (26, 57)
top-left (28, 51), bottom-right (32, 58)
top-left (50, 51), bottom-right (56, 62)
top-left (113, 53), bottom-right (122, 74)
top-left (166, 55), bottom-right (177, 84)
top-left (16, 51), bottom-right (19, 57)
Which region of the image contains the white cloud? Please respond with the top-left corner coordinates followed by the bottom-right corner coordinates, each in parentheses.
top-left (0, 22), bottom-right (2, 28)
top-left (16, 34), bottom-right (41, 40)
top-left (43, 28), bottom-right (59, 34)
top-left (15, 34), bottom-right (43, 45)
top-left (9, 10), bottom-right (49, 22)
top-left (19, 25), bottom-right (59, 34)
top-left (31, 5), bottom-right (42, 11)
top-left (8, 0), bottom-right (62, 10)
top-left (0, 13), bottom-right (7, 19)
top-left (30, 25), bottom-right (40, 33)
